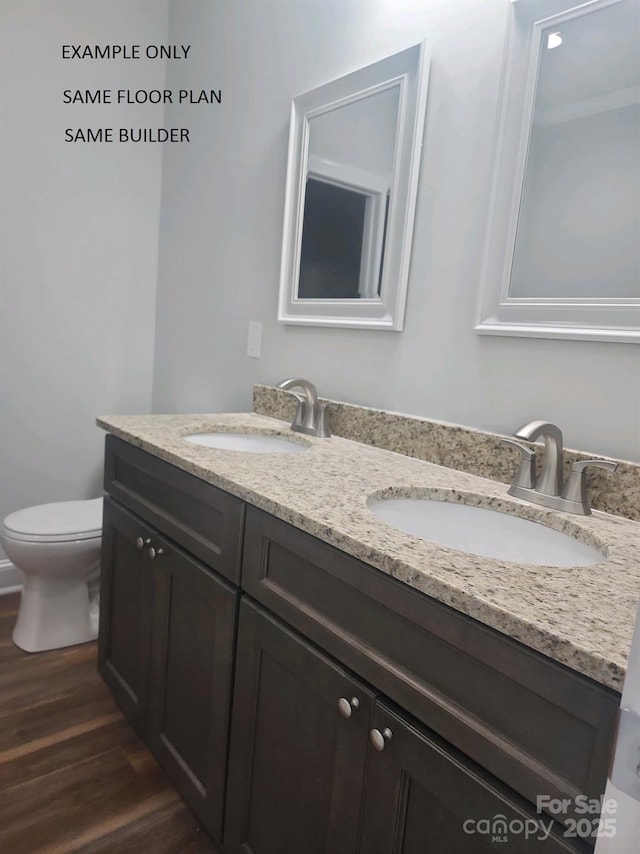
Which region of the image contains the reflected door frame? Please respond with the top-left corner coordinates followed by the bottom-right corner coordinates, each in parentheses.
top-left (303, 155), bottom-right (389, 300)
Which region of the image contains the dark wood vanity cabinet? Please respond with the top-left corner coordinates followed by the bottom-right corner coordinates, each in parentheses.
top-left (225, 600), bottom-right (579, 854)
top-left (99, 436), bottom-right (243, 844)
top-left (225, 600), bottom-right (375, 854)
top-left (240, 506), bottom-right (618, 850)
top-left (102, 434), bottom-right (244, 586)
top-left (99, 497), bottom-right (155, 736)
top-left (360, 702), bottom-right (578, 854)
top-left (99, 437), bottom-right (618, 852)
top-left (147, 533), bottom-right (238, 842)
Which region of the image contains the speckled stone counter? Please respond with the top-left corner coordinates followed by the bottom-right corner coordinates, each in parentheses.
top-left (254, 384), bottom-right (640, 522)
top-left (97, 412), bottom-right (640, 692)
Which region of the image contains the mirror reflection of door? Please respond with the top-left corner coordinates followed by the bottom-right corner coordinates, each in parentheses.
top-left (298, 179), bottom-right (368, 299)
top-left (297, 85), bottom-right (399, 301)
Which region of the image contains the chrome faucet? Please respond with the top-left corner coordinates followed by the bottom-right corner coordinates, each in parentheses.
top-left (504, 420), bottom-right (617, 515)
top-left (277, 378), bottom-right (331, 438)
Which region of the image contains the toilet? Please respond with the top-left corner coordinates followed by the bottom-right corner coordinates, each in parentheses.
top-left (0, 498), bottom-right (103, 652)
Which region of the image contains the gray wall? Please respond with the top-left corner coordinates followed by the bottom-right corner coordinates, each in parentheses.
top-left (0, 0), bottom-right (168, 556)
top-left (152, 0), bottom-right (640, 461)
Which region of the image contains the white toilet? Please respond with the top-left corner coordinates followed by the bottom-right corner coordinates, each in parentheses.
top-left (0, 498), bottom-right (103, 652)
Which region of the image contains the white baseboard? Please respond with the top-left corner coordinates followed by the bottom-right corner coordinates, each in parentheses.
top-left (0, 560), bottom-right (23, 596)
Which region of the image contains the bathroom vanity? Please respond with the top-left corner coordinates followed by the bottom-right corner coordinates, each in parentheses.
top-left (97, 414), bottom-right (640, 853)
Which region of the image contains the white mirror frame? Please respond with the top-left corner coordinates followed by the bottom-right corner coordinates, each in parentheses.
top-left (277, 42), bottom-right (430, 331)
top-left (476, 0), bottom-right (640, 343)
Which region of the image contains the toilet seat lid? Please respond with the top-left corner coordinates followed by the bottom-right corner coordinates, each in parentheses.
top-left (3, 498), bottom-right (103, 542)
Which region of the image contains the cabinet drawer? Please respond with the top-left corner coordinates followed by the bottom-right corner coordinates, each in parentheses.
top-left (242, 506), bottom-right (618, 827)
top-left (104, 435), bottom-right (244, 583)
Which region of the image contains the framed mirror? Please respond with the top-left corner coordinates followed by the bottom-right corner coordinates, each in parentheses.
top-left (476, 0), bottom-right (640, 342)
top-left (277, 42), bottom-right (430, 330)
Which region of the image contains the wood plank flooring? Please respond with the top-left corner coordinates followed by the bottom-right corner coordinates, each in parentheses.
top-left (0, 593), bottom-right (217, 853)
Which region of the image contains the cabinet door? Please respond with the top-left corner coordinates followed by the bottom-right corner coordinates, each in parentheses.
top-left (225, 600), bottom-right (375, 854)
top-left (148, 537), bottom-right (239, 844)
top-left (360, 701), bottom-right (581, 853)
top-left (98, 498), bottom-right (154, 736)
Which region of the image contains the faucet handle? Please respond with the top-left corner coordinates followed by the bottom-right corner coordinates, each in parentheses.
top-left (502, 438), bottom-right (536, 489)
top-left (561, 459), bottom-right (618, 514)
top-left (313, 403), bottom-right (331, 439)
top-left (568, 459), bottom-right (618, 475)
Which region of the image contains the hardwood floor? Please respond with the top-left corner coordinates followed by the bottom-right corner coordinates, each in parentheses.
top-left (0, 593), bottom-right (218, 853)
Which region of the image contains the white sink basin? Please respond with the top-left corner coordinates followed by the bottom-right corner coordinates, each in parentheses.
top-left (184, 432), bottom-right (307, 454)
top-left (368, 496), bottom-right (604, 567)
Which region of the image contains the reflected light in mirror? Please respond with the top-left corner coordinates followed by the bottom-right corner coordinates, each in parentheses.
top-left (547, 31), bottom-right (563, 49)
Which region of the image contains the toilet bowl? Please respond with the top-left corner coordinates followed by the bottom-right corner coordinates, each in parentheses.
top-left (0, 498), bottom-right (103, 652)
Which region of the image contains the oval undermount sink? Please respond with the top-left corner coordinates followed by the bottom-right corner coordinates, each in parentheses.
top-left (368, 496), bottom-right (605, 567)
top-left (184, 432), bottom-right (307, 454)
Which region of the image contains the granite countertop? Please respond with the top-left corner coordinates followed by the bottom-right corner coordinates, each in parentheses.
top-left (97, 412), bottom-right (640, 692)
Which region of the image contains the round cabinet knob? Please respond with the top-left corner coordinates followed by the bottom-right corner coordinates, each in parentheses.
top-left (370, 727), bottom-right (393, 751)
top-left (135, 537), bottom-right (151, 550)
top-left (337, 697), bottom-right (360, 719)
top-left (148, 546), bottom-right (164, 560)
